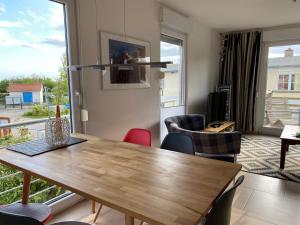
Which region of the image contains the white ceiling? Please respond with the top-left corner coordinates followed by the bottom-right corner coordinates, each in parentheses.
top-left (158, 0), bottom-right (300, 31)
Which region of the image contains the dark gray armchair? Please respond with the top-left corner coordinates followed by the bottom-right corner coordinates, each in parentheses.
top-left (165, 114), bottom-right (241, 163)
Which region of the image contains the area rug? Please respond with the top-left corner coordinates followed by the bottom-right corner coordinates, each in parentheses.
top-left (238, 135), bottom-right (300, 182)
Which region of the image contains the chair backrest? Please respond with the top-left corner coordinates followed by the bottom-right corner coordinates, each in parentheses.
top-left (193, 131), bottom-right (242, 155)
top-left (0, 210), bottom-right (42, 225)
top-left (123, 128), bottom-right (151, 146)
top-left (165, 114), bottom-right (206, 132)
top-left (204, 175), bottom-right (244, 225)
top-left (160, 133), bottom-right (194, 155)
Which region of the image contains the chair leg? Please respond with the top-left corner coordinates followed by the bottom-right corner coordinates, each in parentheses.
top-left (92, 200), bottom-right (96, 213)
top-left (93, 203), bottom-right (103, 223)
top-left (139, 220), bottom-right (144, 225)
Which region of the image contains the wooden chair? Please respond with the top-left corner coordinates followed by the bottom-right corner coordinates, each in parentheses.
top-left (0, 117), bottom-right (12, 137)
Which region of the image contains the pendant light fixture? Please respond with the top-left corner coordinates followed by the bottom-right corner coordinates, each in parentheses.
top-left (69, 0), bottom-right (172, 72)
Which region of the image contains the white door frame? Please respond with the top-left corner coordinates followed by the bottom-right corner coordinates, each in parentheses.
top-left (51, 0), bottom-right (82, 133)
top-left (160, 28), bottom-right (187, 142)
top-left (161, 27), bottom-right (187, 109)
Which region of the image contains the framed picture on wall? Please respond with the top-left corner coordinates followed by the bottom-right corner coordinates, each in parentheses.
top-left (100, 32), bottom-right (151, 89)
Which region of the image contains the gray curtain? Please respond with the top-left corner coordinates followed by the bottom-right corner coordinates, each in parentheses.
top-left (219, 31), bottom-right (262, 132)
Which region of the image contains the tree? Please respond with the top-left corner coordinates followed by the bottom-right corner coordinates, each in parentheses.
top-left (52, 53), bottom-right (69, 105)
top-left (2, 75), bottom-right (56, 91)
top-left (0, 80), bottom-right (9, 93)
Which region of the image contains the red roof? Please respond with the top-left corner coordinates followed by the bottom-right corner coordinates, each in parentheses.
top-left (8, 83), bottom-right (43, 92)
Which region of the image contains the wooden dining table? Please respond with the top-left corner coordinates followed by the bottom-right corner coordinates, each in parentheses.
top-left (0, 134), bottom-right (241, 225)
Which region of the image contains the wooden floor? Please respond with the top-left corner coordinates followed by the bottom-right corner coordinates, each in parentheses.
top-left (50, 171), bottom-right (300, 225)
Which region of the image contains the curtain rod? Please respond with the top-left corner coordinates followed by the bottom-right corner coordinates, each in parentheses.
top-left (220, 28), bottom-right (263, 36)
top-left (221, 23), bottom-right (300, 36)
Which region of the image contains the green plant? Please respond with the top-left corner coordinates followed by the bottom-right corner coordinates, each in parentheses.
top-left (23, 105), bottom-right (50, 117)
top-left (52, 53), bottom-right (69, 106)
top-left (23, 104), bottom-right (69, 118)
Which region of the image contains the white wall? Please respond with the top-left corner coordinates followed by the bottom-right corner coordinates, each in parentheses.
top-left (77, 0), bottom-right (161, 145)
top-left (186, 20), bottom-right (220, 114)
top-left (32, 91), bottom-right (42, 103)
top-left (76, 0), bottom-right (220, 146)
top-left (263, 26), bottom-right (300, 42)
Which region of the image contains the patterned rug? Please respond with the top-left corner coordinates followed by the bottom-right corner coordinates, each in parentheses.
top-left (238, 135), bottom-right (300, 182)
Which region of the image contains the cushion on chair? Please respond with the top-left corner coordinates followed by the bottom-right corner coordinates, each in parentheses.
top-left (191, 132), bottom-right (241, 154)
top-left (0, 203), bottom-right (51, 223)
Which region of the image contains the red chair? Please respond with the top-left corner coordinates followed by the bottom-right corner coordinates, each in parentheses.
top-left (123, 128), bottom-right (151, 146)
top-left (93, 128), bottom-right (151, 223)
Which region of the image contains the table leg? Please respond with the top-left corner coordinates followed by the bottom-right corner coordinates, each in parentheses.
top-left (125, 214), bottom-right (134, 225)
top-left (280, 140), bottom-right (287, 170)
top-left (22, 173), bottom-right (31, 204)
top-left (92, 200), bottom-right (96, 213)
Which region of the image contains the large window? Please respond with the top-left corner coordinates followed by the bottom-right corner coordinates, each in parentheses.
top-left (160, 34), bottom-right (185, 107)
top-left (0, 0), bottom-right (71, 205)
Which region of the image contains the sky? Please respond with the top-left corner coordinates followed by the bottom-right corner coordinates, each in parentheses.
top-left (268, 44), bottom-right (300, 58)
top-left (0, 0), bottom-right (66, 80)
top-left (160, 41), bottom-right (180, 65)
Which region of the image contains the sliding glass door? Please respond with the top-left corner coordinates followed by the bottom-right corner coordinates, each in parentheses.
top-left (258, 43), bottom-right (300, 134)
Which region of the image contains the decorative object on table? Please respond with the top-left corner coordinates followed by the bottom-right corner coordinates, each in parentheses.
top-left (45, 116), bottom-right (70, 146)
top-left (7, 137), bottom-right (87, 157)
top-left (44, 68), bottom-right (71, 147)
top-left (100, 31), bottom-right (151, 89)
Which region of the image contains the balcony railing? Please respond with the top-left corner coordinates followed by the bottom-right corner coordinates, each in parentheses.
top-left (264, 93), bottom-right (300, 128)
top-left (0, 118), bottom-right (71, 205)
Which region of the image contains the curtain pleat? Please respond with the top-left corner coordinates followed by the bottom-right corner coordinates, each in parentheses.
top-left (219, 31), bottom-right (262, 132)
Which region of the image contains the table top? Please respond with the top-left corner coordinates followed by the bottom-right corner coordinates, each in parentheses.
top-left (0, 134), bottom-right (241, 225)
top-left (280, 125), bottom-right (300, 141)
top-left (204, 121), bottom-right (235, 133)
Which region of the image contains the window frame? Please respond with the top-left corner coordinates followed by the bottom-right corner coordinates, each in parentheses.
top-left (160, 28), bottom-right (186, 108)
top-left (277, 74), bottom-right (295, 91)
top-left (256, 40), bottom-right (300, 135)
